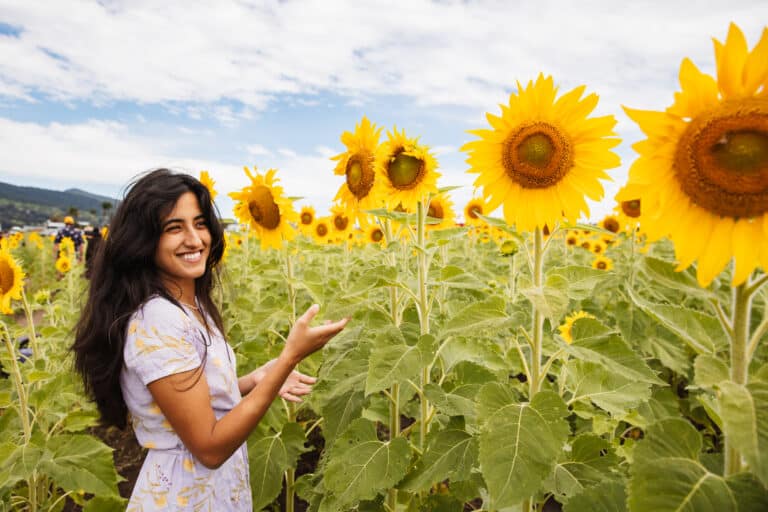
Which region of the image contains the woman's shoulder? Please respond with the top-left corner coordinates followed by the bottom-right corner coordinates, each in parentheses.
top-left (131, 295), bottom-right (190, 327)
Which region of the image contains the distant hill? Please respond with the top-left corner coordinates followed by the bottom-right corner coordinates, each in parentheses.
top-left (0, 181), bottom-right (118, 229)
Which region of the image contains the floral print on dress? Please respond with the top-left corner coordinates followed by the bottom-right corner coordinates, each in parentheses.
top-left (122, 296), bottom-right (252, 511)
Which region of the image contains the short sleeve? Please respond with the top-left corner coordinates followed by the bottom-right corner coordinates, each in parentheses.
top-left (123, 297), bottom-right (202, 385)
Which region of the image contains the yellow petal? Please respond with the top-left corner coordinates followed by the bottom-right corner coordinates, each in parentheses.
top-left (731, 219), bottom-right (759, 286)
top-left (696, 216), bottom-right (735, 287)
top-left (715, 23), bottom-right (748, 98)
top-left (744, 27), bottom-right (768, 96)
top-left (668, 58), bottom-right (719, 118)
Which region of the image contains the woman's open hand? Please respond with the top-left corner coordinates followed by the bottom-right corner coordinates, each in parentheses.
top-left (283, 304), bottom-right (349, 364)
top-left (241, 359), bottom-right (318, 402)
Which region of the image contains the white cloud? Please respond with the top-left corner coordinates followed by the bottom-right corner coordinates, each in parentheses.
top-left (246, 144), bottom-right (272, 156)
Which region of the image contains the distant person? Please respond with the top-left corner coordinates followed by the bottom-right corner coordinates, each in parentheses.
top-left (83, 225), bottom-right (102, 278)
top-left (53, 216), bottom-right (84, 261)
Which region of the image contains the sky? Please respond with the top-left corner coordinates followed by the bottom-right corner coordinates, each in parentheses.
top-left (0, 0), bottom-right (766, 223)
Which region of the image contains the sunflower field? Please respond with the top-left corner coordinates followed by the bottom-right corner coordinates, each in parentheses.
top-left (2, 22), bottom-right (768, 512)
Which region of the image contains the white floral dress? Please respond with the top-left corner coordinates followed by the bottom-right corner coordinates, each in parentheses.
top-left (121, 296), bottom-right (251, 511)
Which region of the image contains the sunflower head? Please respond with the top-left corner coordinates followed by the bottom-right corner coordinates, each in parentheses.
top-left (464, 198), bottom-right (488, 227)
top-left (59, 237), bottom-right (75, 257)
top-left (312, 217), bottom-right (331, 244)
top-left (591, 240), bottom-right (607, 255)
top-left (27, 232), bottom-right (44, 249)
top-left (499, 239), bottom-right (519, 256)
top-left (426, 193), bottom-right (456, 230)
top-left (365, 224), bottom-right (386, 246)
top-left (599, 215), bottom-right (621, 234)
top-left (463, 73), bottom-right (620, 232)
top-left (622, 23), bottom-right (768, 286)
top-left (558, 311), bottom-right (596, 344)
top-left (55, 255), bottom-right (72, 274)
top-left (199, 170), bottom-right (217, 202)
top-left (375, 127), bottom-right (440, 211)
top-left (332, 117), bottom-right (385, 222)
top-left (228, 166), bottom-right (297, 250)
top-left (565, 231), bottom-right (579, 247)
top-left (0, 246), bottom-right (24, 314)
top-left (329, 204), bottom-right (353, 237)
top-left (592, 255), bottom-right (614, 271)
top-left (298, 205), bottom-right (316, 235)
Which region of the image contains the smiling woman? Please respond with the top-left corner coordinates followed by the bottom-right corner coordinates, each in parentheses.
top-left (71, 168), bottom-right (348, 510)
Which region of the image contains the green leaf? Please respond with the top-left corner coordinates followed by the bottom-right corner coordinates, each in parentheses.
top-left (564, 360), bottom-right (652, 417)
top-left (439, 296), bottom-right (510, 337)
top-left (628, 287), bottom-right (725, 354)
top-left (248, 422), bottom-right (308, 510)
top-left (323, 418), bottom-right (411, 509)
top-left (82, 495), bottom-right (128, 511)
top-left (564, 480), bottom-right (627, 512)
top-left (725, 472), bottom-right (768, 512)
top-left (547, 265), bottom-right (612, 301)
top-left (319, 389), bottom-right (365, 444)
top-left (628, 418), bottom-right (736, 512)
top-left (366, 335), bottom-right (435, 396)
top-left (718, 380), bottom-right (768, 486)
top-left (424, 383), bottom-right (480, 420)
top-left (631, 388), bottom-right (681, 428)
top-left (40, 434), bottom-right (121, 498)
top-left (399, 429), bottom-right (478, 492)
top-left (478, 387), bottom-right (569, 507)
top-left (567, 319), bottom-right (664, 386)
top-left (641, 257), bottom-right (716, 301)
top-left (521, 285), bottom-right (569, 325)
top-left (438, 336), bottom-right (507, 373)
top-left (546, 434), bottom-right (620, 498)
top-left (694, 355), bottom-right (729, 389)
top-left (434, 265), bottom-right (485, 290)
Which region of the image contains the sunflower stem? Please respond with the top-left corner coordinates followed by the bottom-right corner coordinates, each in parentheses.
top-left (1, 320), bottom-right (31, 443)
top-left (746, 274), bottom-right (768, 297)
top-left (416, 199), bottom-right (431, 452)
top-left (529, 227), bottom-right (544, 398)
top-left (724, 282), bottom-right (751, 476)
top-left (384, 217), bottom-right (402, 512)
top-left (20, 289), bottom-right (39, 359)
top-left (283, 247), bottom-right (298, 512)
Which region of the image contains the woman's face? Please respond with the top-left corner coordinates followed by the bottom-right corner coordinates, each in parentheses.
top-left (154, 191), bottom-right (211, 290)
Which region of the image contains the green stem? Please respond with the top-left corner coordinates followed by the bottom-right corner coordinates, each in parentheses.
top-left (724, 282), bottom-right (751, 476)
top-left (284, 247), bottom-right (298, 512)
top-left (386, 383), bottom-right (400, 511)
top-left (529, 227), bottom-right (544, 398)
top-left (20, 289), bottom-right (39, 359)
top-left (1, 320), bottom-right (30, 442)
top-left (416, 200), bottom-right (431, 452)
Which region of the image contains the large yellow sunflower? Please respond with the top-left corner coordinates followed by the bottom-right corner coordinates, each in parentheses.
top-left (0, 244), bottom-right (24, 314)
top-left (375, 127), bottom-right (441, 211)
top-left (199, 170), bottom-right (217, 202)
top-left (621, 23), bottom-right (768, 286)
top-left (228, 166), bottom-right (297, 250)
top-left (332, 117), bottom-right (385, 223)
top-left (463, 74), bottom-right (621, 232)
top-left (426, 193), bottom-right (456, 230)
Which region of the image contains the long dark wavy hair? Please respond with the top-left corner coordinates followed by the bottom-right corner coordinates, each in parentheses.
top-left (72, 169), bottom-right (226, 428)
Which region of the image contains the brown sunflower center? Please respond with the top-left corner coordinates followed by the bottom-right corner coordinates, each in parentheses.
top-left (247, 186), bottom-right (281, 229)
top-left (502, 122), bottom-right (574, 188)
top-left (334, 214), bottom-right (349, 231)
top-left (370, 228), bottom-right (383, 242)
top-left (316, 224), bottom-right (328, 237)
top-left (467, 204), bottom-right (482, 219)
top-left (300, 211), bottom-right (314, 225)
top-left (427, 201), bottom-right (444, 220)
top-left (596, 261), bottom-right (607, 270)
top-left (387, 150), bottom-right (426, 190)
top-left (566, 235), bottom-right (577, 245)
top-left (346, 154), bottom-right (375, 199)
top-left (674, 98), bottom-right (768, 218)
top-left (0, 259), bottom-right (16, 293)
top-left (603, 217), bottom-right (620, 233)
top-left (621, 199), bottom-right (641, 218)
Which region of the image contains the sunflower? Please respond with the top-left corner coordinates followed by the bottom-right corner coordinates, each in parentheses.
top-left (591, 239), bottom-right (607, 255)
top-left (298, 206), bottom-right (316, 235)
top-left (229, 166), bottom-right (297, 250)
top-left (27, 231), bottom-right (43, 250)
top-left (365, 224), bottom-right (386, 246)
top-left (58, 237), bottom-right (75, 257)
top-left (592, 255), bottom-right (614, 271)
top-left (312, 216), bottom-right (332, 244)
top-left (558, 311), bottom-right (595, 344)
top-left (599, 215), bottom-right (621, 234)
top-left (332, 117), bottom-right (385, 223)
top-left (55, 255), bottom-right (72, 274)
top-left (199, 170), bottom-right (217, 202)
top-left (426, 193), bottom-right (456, 230)
top-left (330, 204), bottom-right (353, 238)
top-left (621, 23), bottom-right (768, 286)
top-left (0, 244), bottom-right (24, 315)
top-left (463, 74), bottom-right (621, 232)
top-left (565, 231), bottom-right (579, 247)
top-left (463, 197), bottom-right (487, 226)
top-left (579, 238), bottom-right (592, 251)
top-left (375, 127), bottom-right (440, 211)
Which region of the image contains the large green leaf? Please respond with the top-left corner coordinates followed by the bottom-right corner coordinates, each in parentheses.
top-left (564, 480), bottom-right (627, 512)
top-left (641, 257), bottom-right (717, 301)
top-left (521, 285), bottom-right (569, 325)
top-left (628, 418), bottom-right (736, 512)
top-left (424, 383), bottom-right (481, 422)
top-left (249, 422), bottom-right (308, 511)
top-left (366, 335), bottom-right (435, 395)
top-left (319, 389), bottom-right (365, 443)
top-left (725, 472), bottom-right (768, 512)
top-left (399, 428), bottom-right (478, 492)
top-left (628, 287), bottom-right (725, 354)
top-left (39, 434), bottom-right (121, 498)
top-left (567, 319), bottom-right (664, 386)
top-left (694, 354), bottom-right (729, 389)
top-left (718, 380), bottom-right (768, 485)
top-left (564, 360), bottom-right (652, 417)
top-left (322, 418), bottom-right (411, 509)
top-left (547, 265), bottom-right (612, 301)
top-left (439, 296), bottom-right (510, 337)
top-left (546, 434), bottom-right (620, 498)
top-left (478, 387), bottom-right (569, 508)
top-left (437, 336), bottom-right (507, 373)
